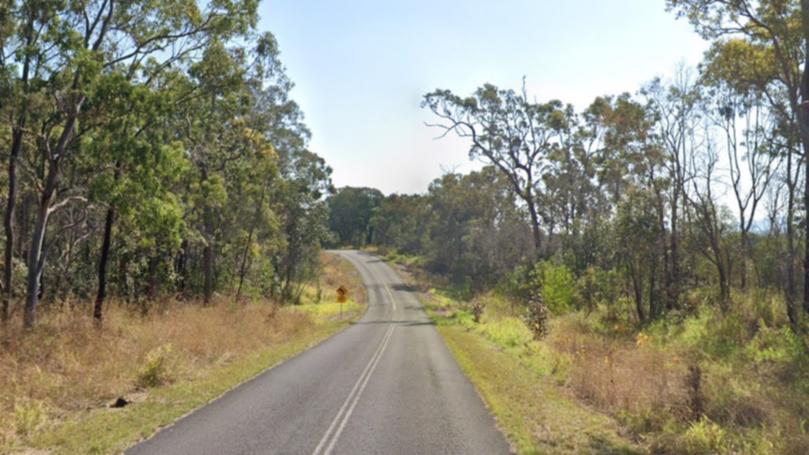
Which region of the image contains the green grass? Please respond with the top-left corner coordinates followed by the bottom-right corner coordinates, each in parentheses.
top-left (27, 316), bottom-right (359, 454)
top-left (421, 280), bottom-right (809, 454)
top-left (440, 325), bottom-right (641, 454)
top-left (292, 300), bottom-right (363, 319)
top-left (419, 288), bottom-right (641, 454)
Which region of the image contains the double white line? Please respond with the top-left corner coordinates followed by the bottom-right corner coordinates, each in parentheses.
top-left (311, 324), bottom-right (395, 455)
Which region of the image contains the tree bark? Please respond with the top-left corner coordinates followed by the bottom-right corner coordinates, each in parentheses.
top-left (800, 0), bottom-right (809, 315)
top-left (669, 189), bottom-right (680, 309)
top-left (23, 161), bottom-right (58, 328)
top-left (785, 149), bottom-right (799, 327)
top-left (740, 229), bottom-right (750, 291)
top-left (3, 14), bottom-right (34, 323)
top-left (94, 206), bottom-right (115, 323)
top-left (236, 191), bottom-right (264, 302)
top-left (3, 129), bottom-right (23, 322)
top-left (526, 196), bottom-right (542, 254)
top-left (23, 106), bottom-right (79, 328)
top-left (802, 136), bottom-right (809, 315)
top-left (93, 162), bottom-right (122, 324)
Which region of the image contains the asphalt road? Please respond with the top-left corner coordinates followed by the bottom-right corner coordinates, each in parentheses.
top-left (127, 250), bottom-right (511, 455)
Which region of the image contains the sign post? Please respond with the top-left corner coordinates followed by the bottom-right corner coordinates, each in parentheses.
top-left (336, 286), bottom-right (348, 319)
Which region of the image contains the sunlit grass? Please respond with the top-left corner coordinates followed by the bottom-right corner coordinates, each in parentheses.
top-left (0, 252), bottom-right (367, 454)
top-left (422, 283), bottom-right (809, 454)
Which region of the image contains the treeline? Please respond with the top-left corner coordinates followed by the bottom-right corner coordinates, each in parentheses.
top-left (330, 0), bottom-right (809, 330)
top-left (0, 1), bottom-right (333, 328)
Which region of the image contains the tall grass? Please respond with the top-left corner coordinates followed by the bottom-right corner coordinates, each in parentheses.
top-left (0, 251), bottom-right (367, 452)
top-left (425, 286), bottom-right (809, 454)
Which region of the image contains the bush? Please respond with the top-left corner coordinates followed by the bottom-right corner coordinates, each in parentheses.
top-left (520, 261), bottom-right (576, 314)
top-left (13, 399), bottom-right (49, 437)
top-left (682, 418), bottom-right (728, 454)
top-left (526, 291), bottom-right (549, 339)
top-left (137, 344), bottom-right (175, 388)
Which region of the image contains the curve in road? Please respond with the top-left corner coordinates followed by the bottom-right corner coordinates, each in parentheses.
top-left (128, 250), bottom-right (511, 454)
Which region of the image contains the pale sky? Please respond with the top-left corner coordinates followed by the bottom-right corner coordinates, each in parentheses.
top-left (260, 1), bottom-right (708, 195)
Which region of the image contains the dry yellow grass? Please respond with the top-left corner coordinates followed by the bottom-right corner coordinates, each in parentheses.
top-left (548, 319), bottom-right (690, 428)
top-left (0, 251), bottom-right (366, 453)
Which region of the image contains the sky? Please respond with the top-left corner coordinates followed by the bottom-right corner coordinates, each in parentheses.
top-left (260, 1), bottom-right (708, 195)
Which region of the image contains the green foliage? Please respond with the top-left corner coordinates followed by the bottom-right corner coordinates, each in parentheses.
top-left (476, 317), bottom-right (534, 348)
top-left (327, 187), bottom-right (383, 246)
top-left (0, 0), bottom-right (335, 324)
top-left (526, 261), bottom-right (576, 314)
top-left (682, 418), bottom-right (728, 454)
top-left (137, 345), bottom-right (176, 388)
top-left (746, 325), bottom-right (805, 366)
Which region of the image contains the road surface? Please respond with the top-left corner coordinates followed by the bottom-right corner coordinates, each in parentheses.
top-left (128, 250), bottom-right (511, 454)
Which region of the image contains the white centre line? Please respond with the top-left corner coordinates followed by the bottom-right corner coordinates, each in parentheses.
top-left (311, 324), bottom-right (395, 455)
top-left (384, 285), bottom-right (397, 311)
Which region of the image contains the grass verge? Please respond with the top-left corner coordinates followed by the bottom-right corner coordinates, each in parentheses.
top-left (395, 251), bottom-right (809, 454)
top-left (1, 251), bottom-right (366, 454)
top-left (440, 325), bottom-right (641, 454)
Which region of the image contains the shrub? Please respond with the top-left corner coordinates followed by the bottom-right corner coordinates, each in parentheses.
top-left (682, 418), bottom-right (728, 454)
top-left (13, 399), bottom-right (49, 437)
top-left (526, 291), bottom-right (549, 339)
top-left (471, 298), bottom-right (484, 323)
top-left (137, 344), bottom-right (175, 388)
top-left (523, 261), bottom-right (576, 314)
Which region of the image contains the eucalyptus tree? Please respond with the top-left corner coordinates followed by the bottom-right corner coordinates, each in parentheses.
top-left (369, 194), bottom-right (430, 253)
top-left (0, 0), bottom-right (62, 322)
top-left (272, 150), bottom-right (333, 302)
top-left (426, 167), bottom-right (532, 287)
top-left (685, 135), bottom-right (734, 310)
top-left (667, 0), bottom-right (808, 319)
top-left (591, 93), bottom-right (670, 316)
top-left (703, 78), bottom-right (781, 290)
top-left (327, 187), bottom-right (384, 246)
top-left (642, 71), bottom-right (702, 308)
top-left (10, 0), bottom-right (259, 327)
top-left (422, 83), bottom-right (570, 253)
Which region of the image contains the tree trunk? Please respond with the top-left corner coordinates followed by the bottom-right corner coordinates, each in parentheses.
top-left (799, 0), bottom-right (809, 315)
top-left (4, 8), bottom-right (36, 323)
top-left (23, 106), bottom-right (78, 328)
top-left (718, 260), bottom-right (730, 312)
top-left (236, 192), bottom-right (264, 303)
top-left (203, 205), bottom-right (215, 304)
top-left (740, 229), bottom-right (749, 291)
top-left (176, 239), bottom-right (188, 294)
top-left (235, 226), bottom-right (254, 303)
top-left (629, 262), bottom-right (645, 323)
top-left (23, 167), bottom-right (57, 328)
top-left (670, 190), bottom-right (680, 309)
top-left (93, 162), bottom-right (122, 324)
top-left (802, 137), bottom-right (809, 315)
top-left (3, 129), bottom-right (23, 322)
top-left (786, 150), bottom-right (799, 327)
top-left (526, 199), bottom-right (542, 254)
top-left (94, 206), bottom-right (115, 323)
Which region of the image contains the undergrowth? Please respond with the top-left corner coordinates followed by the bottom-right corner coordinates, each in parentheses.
top-left (0, 251), bottom-right (366, 453)
top-left (423, 283), bottom-right (809, 454)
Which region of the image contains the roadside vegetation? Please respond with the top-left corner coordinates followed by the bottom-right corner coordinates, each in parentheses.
top-left (0, 0), bottom-right (335, 330)
top-left (1, 2), bottom-right (350, 452)
top-left (327, 3), bottom-right (809, 453)
top-left (0, 252), bottom-right (365, 454)
top-left (386, 254), bottom-right (809, 454)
